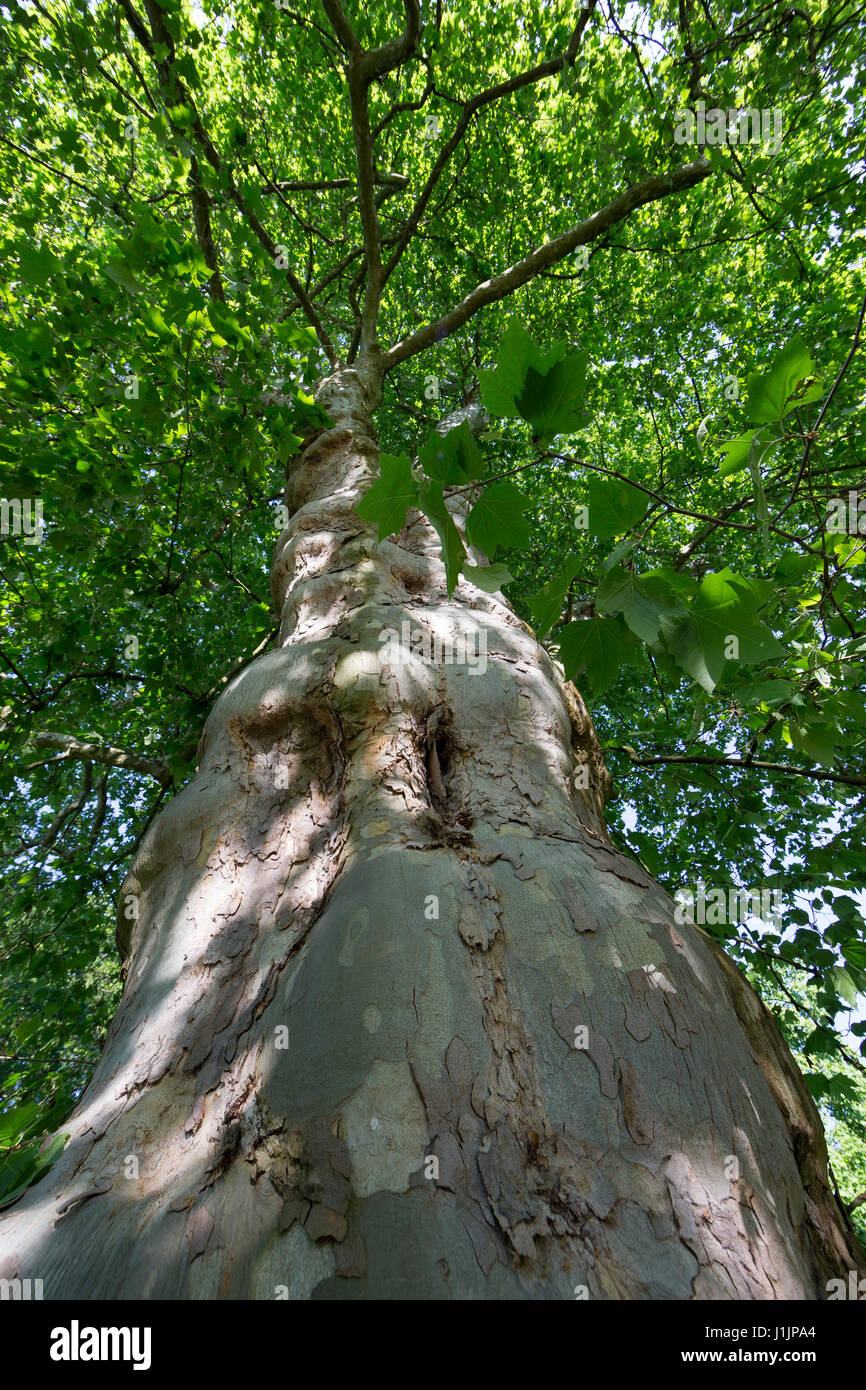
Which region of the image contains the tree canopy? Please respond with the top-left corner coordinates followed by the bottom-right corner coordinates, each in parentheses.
top-left (1, 0), bottom-right (865, 1225)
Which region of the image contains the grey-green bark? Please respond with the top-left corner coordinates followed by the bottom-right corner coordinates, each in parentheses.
top-left (0, 361), bottom-right (862, 1299)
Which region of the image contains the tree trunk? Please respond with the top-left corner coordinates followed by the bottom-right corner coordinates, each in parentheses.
top-left (1, 363), bottom-right (862, 1300)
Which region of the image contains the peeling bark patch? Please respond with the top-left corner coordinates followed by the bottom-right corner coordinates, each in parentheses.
top-left (250, 1114), bottom-right (353, 1251)
top-left (202, 915), bottom-right (257, 963)
top-left (477, 1124), bottom-right (550, 1259)
top-left (582, 844), bottom-right (655, 889)
top-left (334, 1233), bottom-right (367, 1279)
top-left (562, 876), bottom-right (596, 933)
top-left (623, 997), bottom-right (653, 1043)
top-left (445, 1037), bottom-right (475, 1095)
top-left (185, 1204), bottom-right (215, 1261)
top-left (338, 1060), bottom-right (429, 1198)
top-left (184, 1093), bottom-right (208, 1138)
top-left (552, 1002), bottom-right (618, 1100)
top-left (459, 1208), bottom-right (501, 1274)
top-left (616, 1058), bottom-right (654, 1146)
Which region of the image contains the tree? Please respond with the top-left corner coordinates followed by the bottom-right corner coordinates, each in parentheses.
top-left (1, 0), bottom-right (865, 1299)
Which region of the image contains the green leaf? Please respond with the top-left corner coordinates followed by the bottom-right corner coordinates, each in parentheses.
top-left (419, 419), bottom-right (483, 483)
top-left (735, 679), bottom-right (794, 707)
top-left (466, 482), bottom-right (531, 558)
top-left (17, 243), bottom-right (62, 284)
top-left (599, 538), bottom-right (637, 575)
top-left (790, 719), bottom-right (836, 768)
top-left (659, 568), bottom-right (785, 693)
top-left (528, 555), bottom-right (583, 637)
top-left (775, 552), bottom-right (812, 583)
top-left (478, 321), bottom-right (565, 418)
top-left (355, 454), bottom-right (417, 540)
top-left (417, 479), bottom-right (466, 594)
top-left (595, 567), bottom-right (686, 644)
top-left (558, 616), bottom-right (636, 695)
top-left (803, 1027), bottom-right (839, 1059)
top-left (166, 101), bottom-right (195, 129)
top-left (463, 562), bottom-right (513, 592)
top-left (686, 690), bottom-right (709, 741)
top-left (104, 257), bottom-right (145, 295)
top-left (515, 350), bottom-right (588, 444)
top-left (744, 335), bottom-right (822, 422)
top-left (0, 1132), bottom-right (68, 1211)
top-left (0, 1101), bottom-right (39, 1146)
top-left (719, 429), bottom-right (757, 477)
top-left (169, 154), bottom-right (192, 184)
top-left (584, 475), bottom-right (647, 539)
top-left (827, 965), bottom-right (859, 1007)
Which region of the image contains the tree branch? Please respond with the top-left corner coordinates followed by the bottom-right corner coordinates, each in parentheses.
top-left (609, 746), bottom-right (866, 789)
top-left (262, 172), bottom-right (408, 195)
top-left (118, 0), bottom-right (336, 360)
top-left (29, 733), bottom-right (171, 785)
top-left (128, 0), bottom-right (226, 302)
top-left (383, 158), bottom-right (712, 369)
top-left (322, 0), bottom-right (421, 350)
top-left (380, 0), bottom-right (598, 295)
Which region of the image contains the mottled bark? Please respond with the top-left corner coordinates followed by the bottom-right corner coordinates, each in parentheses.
top-left (0, 360), bottom-right (862, 1300)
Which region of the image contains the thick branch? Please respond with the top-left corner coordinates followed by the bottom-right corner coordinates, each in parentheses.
top-left (190, 174), bottom-right (226, 303)
top-left (324, 0), bottom-right (421, 85)
top-left (383, 158), bottom-right (713, 370)
top-left (30, 732), bottom-right (171, 784)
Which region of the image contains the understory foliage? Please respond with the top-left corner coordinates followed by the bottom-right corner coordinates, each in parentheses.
top-left (0, 0), bottom-right (864, 1220)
